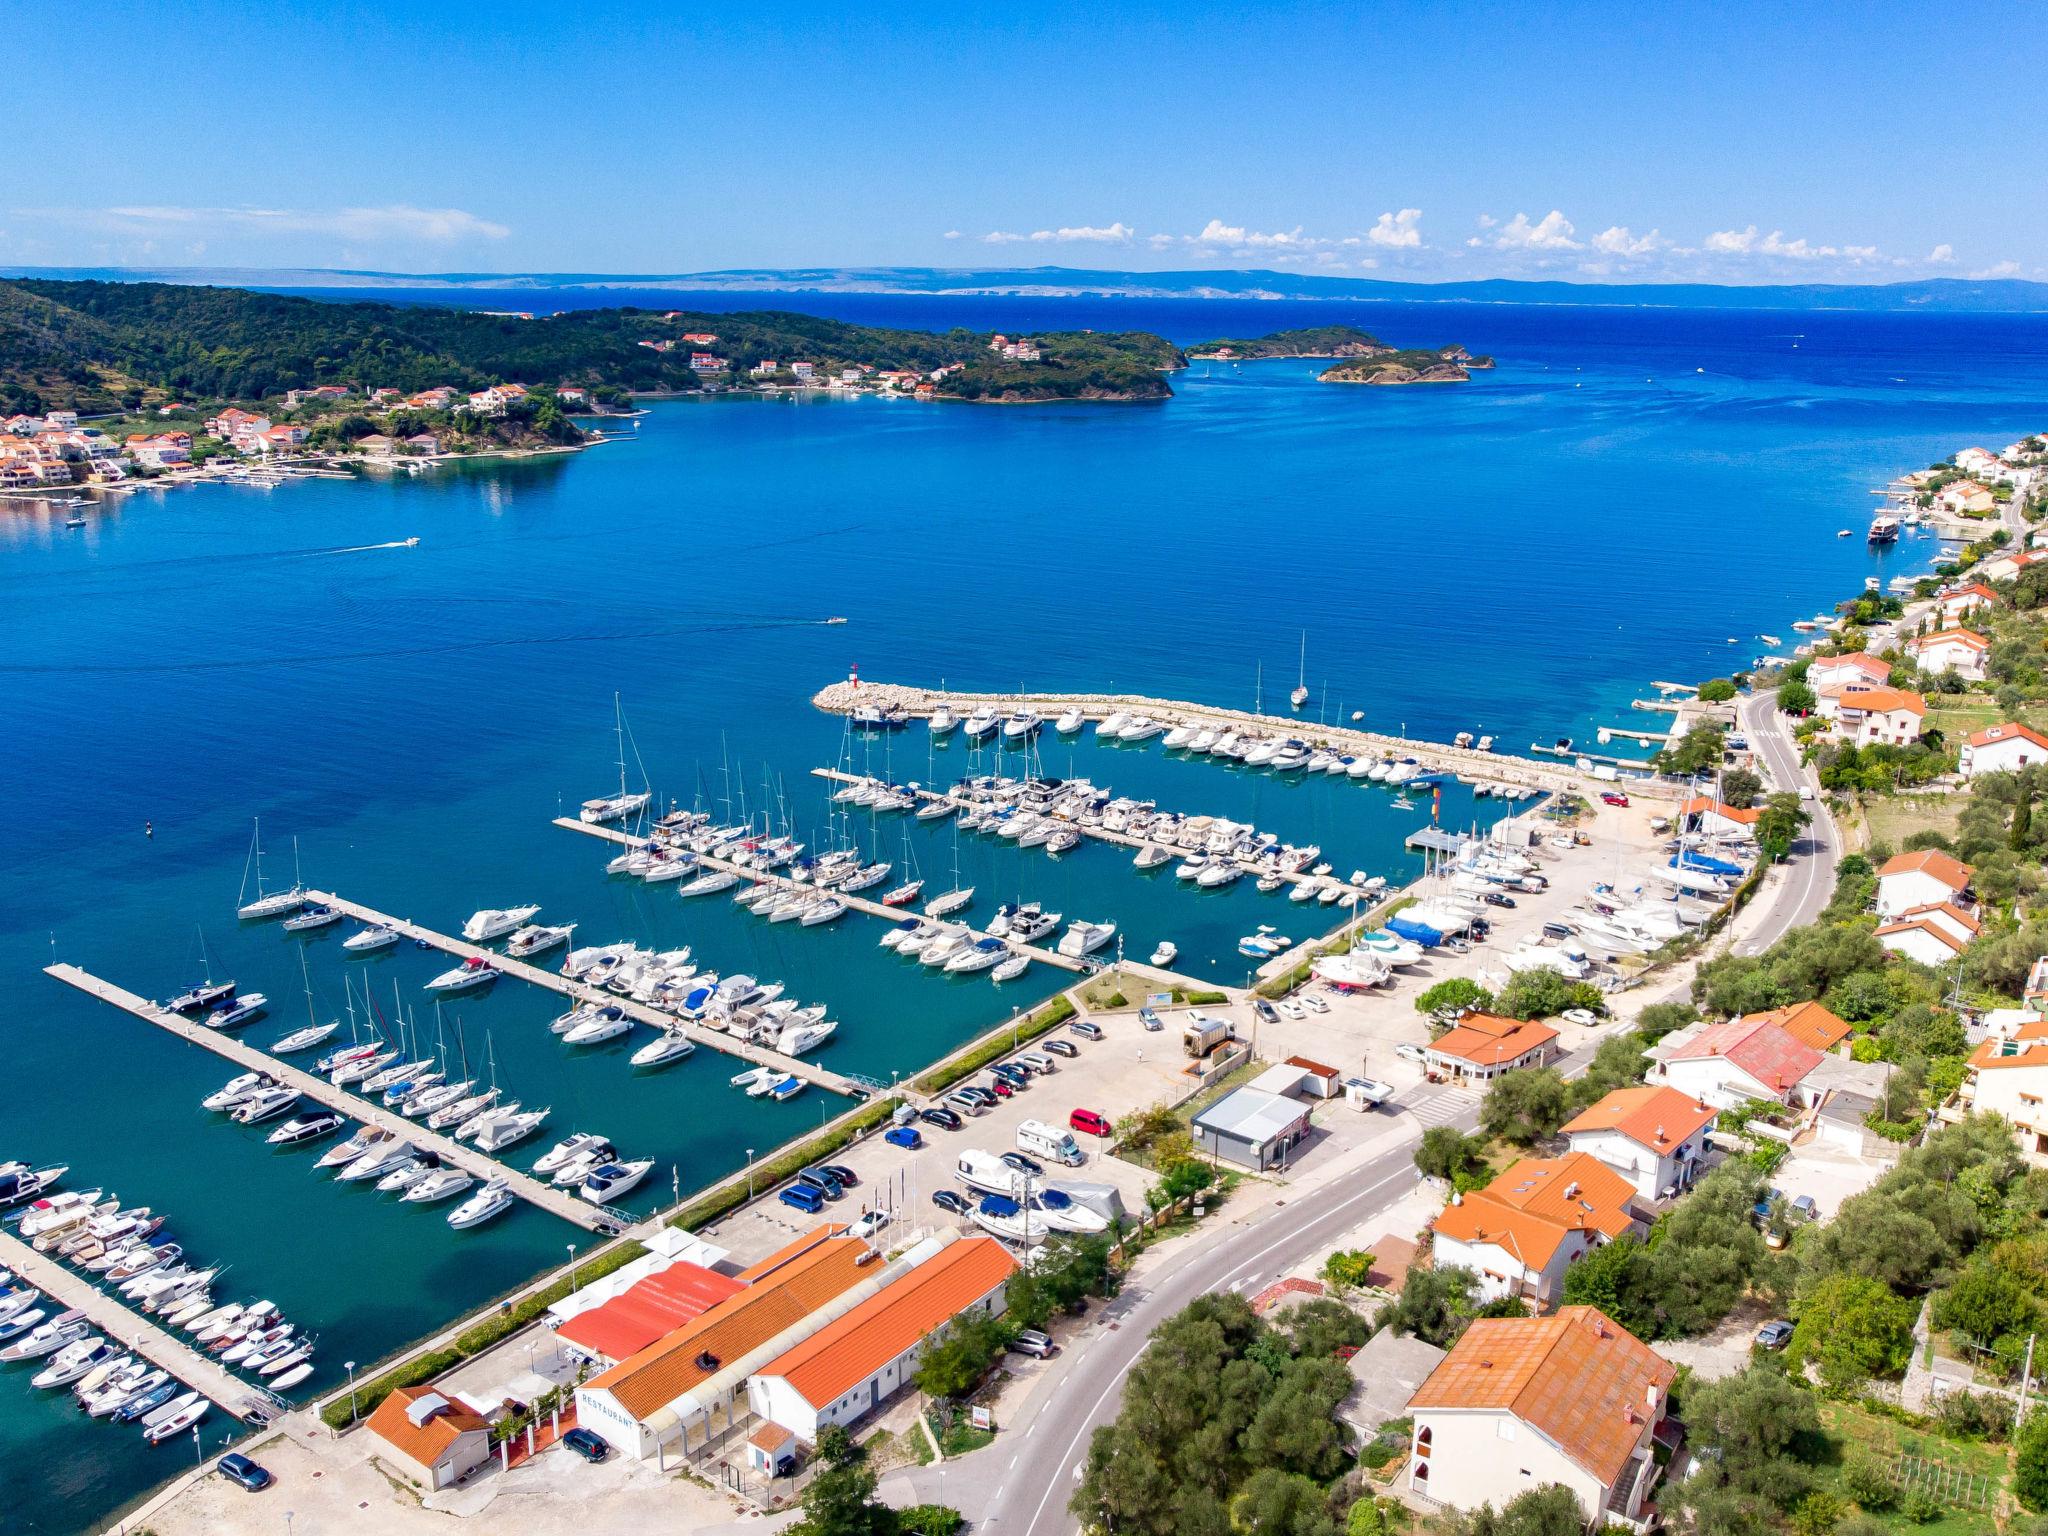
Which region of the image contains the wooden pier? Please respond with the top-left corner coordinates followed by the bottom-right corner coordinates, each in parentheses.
top-left (550, 817), bottom-right (1106, 980)
top-left (811, 678), bottom-right (1687, 802)
top-left (44, 963), bottom-right (611, 1233)
top-left (300, 890), bottom-right (865, 1100)
top-left (0, 1224), bottom-right (281, 1421)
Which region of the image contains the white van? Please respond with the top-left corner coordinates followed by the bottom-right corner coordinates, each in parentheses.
top-left (1017, 1118), bottom-right (1084, 1167)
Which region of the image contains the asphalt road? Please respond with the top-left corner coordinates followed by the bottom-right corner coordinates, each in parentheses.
top-left (1735, 690), bottom-right (1840, 952)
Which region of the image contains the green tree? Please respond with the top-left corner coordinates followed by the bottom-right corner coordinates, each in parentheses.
top-left (791, 1426), bottom-right (893, 1536)
top-left (1755, 793), bottom-right (1812, 863)
top-left (1789, 1273), bottom-right (1916, 1389)
top-left (1415, 1126), bottom-right (1489, 1185)
top-left (2017, 1412), bottom-right (2048, 1510)
top-left (1230, 1469), bottom-right (1339, 1536)
top-left (1494, 968), bottom-right (1603, 1021)
top-left (1699, 677), bottom-right (1739, 703)
top-left (1637, 1002), bottom-right (1697, 1042)
top-left (1322, 1249), bottom-right (1377, 1292)
top-left (1569, 1032), bottom-right (1652, 1107)
top-left (1655, 723), bottom-right (1728, 777)
top-left (1437, 1485), bottom-right (1586, 1536)
top-left (1560, 1237), bottom-right (1654, 1337)
top-left (1684, 1365), bottom-right (1821, 1505)
top-left (1417, 977), bottom-right (1494, 1019)
top-left (1779, 678), bottom-right (1817, 715)
top-left (1347, 1496), bottom-right (1388, 1536)
top-left (1722, 766), bottom-right (1765, 807)
top-left (1480, 1068), bottom-right (1572, 1145)
top-left (914, 1314), bottom-right (1008, 1401)
top-left (1374, 1264), bottom-right (1479, 1347)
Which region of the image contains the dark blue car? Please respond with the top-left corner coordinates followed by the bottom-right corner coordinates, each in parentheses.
top-left (779, 1184), bottom-right (825, 1214)
top-left (884, 1124), bottom-right (923, 1150)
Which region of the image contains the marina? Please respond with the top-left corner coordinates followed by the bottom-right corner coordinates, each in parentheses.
top-left (0, 1226), bottom-right (276, 1422)
top-left (42, 964), bottom-right (616, 1234)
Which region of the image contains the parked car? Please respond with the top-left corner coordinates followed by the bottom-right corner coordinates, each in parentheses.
top-left (944, 1090), bottom-right (988, 1116)
top-left (848, 1209), bottom-right (892, 1241)
top-left (1252, 999), bottom-right (1279, 1024)
top-left (1002, 1150), bottom-right (1045, 1177)
top-left (932, 1189), bottom-right (970, 1215)
top-left (1601, 792), bottom-right (1630, 807)
top-left (1790, 1194), bottom-right (1819, 1221)
top-left (1542, 922), bottom-right (1575, 940)
top-left (991, 1063), bottom-right (1031, 1087)
top-left (561, 1428), bottom-right (610, 1463)
top-left (1561, 1008), bottom-right (1601, 1026)
top-left (1008, 1328), bottom-right (1058, 1359)
top-left (884, 1124), bottom-right (923, 1151)
top-left (216, 1453), bottom-right (273, 1492)
top-left (956, 1085), bottom-right (998, 1108)
top-left (1138, 1007), bottom-right (1162, 1031)
top-left (1068, 1019), bottom-right (1104, 1042)
top-left (920, 1106), bottom-right (963, 1132)
top-left (1018, 1051), bottom-right (1056, 1073)
top-left (1069, 1107), bottom-right (1113, 1138)
top-left (1301, 994), bottom-right (1328, 1015)
top-left (795, 1167), bottom-right (844, 1200)
top-left (1482, 892), bottom-right (1516, 908)
top-left (985, 1077), bottom-right (1015, 1098)
top-left (779, 1183), bottom-right (825, 1214)
top-left (1396, 1042), bottom-right (1429, 1064)
top-left (1277, 999), bottom-right (1305, 1020)
top-left (1755, 1320), bottom-right (1794, 1351)
top-left (819, 1163), bottom-right (858, 1188)
top-left (1350, 1078), bottom-right (1395, 1105)
top-left (1043, 1039), bottom-right (1080, 1059)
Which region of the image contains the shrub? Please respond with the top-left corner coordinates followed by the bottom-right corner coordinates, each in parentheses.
top-left (1323, 1249), bottom-right (1377, 1292)
top-left (1794, 1491), bottom-right (1845, 1536)
top-left (1902, 1489), bottom-right (1943, 1525)
top-left (1843, 1450), bottom-right (1895, 1510)
top-left (898, 1505), bottom-right (965, 1536)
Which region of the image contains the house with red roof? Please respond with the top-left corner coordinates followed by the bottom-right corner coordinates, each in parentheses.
top-left (1650, 1015), bottom-right (1823, 1109)
top-left (1877, 909), bottom-right (1976, 965)
top-left (1906, 628), bottom-right (1989, 682)
top-left (1430, 1153), bottom-right (1640, 1304)
top-left (1809, 652), bottom-right (1892, 694)
top-left (1424, 1012), bottom-right (1558, 1084)
top-left (367, 1385), bottom-right (492, 1490)
top-left (1960, 722), bottom-right (2048, 779)
top-left (1679, 796), bottom-right (1759, 841)
top-left (1832, 685), bottom-right (1925, 748)
top-left (555, 1259), bottom-right (746, 1365)
top-left (1405, 1307), bottom-right (1675, 1526)
top-left (1962, 1021), bottom-right (2048, 1161)
top-left (1936, 583), bottom-right (1999, 624)
top-left (1876, 849), bottom-right (1973, 919)
top-left (1561, 1085), bottom-right (1719, 1200)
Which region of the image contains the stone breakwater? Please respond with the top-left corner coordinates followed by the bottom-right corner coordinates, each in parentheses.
top-left (810, 680), bottom-right (1685, 802)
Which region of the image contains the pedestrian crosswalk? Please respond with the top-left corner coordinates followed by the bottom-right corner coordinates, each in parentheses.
top-left (1403, 1084), bottom-right (1481, 1127)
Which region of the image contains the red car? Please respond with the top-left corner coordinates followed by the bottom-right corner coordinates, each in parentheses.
top-left (986, 1078), bottom-right (1015, 1097)
top-left (1600, 792), bottom-right (1630, 807)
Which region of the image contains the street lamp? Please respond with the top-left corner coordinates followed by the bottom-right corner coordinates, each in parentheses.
top-left (746, 1149), bottom-right (755, 1199)
top-left (566, 1243), bottom-right (577, 1294)
top-left (344, 1360), bottom-right (358, 1427)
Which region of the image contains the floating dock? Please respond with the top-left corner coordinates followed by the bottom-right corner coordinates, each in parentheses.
top-left (45, 963), bottom-right (612, 1233)
top-left (301, 890), bottom-right (866, 1100)
top-left (0, 1224), bottom-right (281, 1421)
top-left (811, 680), bottom-right (1686, 801)
top-left (551, 816), bottom-right (1114, 981)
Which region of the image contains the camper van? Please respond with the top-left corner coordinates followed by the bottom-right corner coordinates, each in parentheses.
top-left (1182, 1013), bottom-right (1235, 1059)
top-left (1017, 1118), bottom-right (1085, 1167)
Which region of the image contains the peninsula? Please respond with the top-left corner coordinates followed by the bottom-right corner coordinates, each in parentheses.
top-left (1187, 323), bottom-right (1493, 382)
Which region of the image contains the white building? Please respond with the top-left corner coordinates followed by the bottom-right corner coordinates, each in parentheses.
top-left (1560, 1085), bottom-right (1718, 1201)
top-left (1406, 1308), bottom-right (1675, 1528)
top-left (1429, 1153), bottom-right (1639, 1304)
top-left (1960, 723), bottom-right (2048, 779)
top-left (1833, 685), bottom-right (1925, 747)
top-left (1876, 849), bottom-right (1974, 919)
top-left (1906, 628), bottom-right (1989, 682)
top-left (1649, 1016), bottom-right (1822, 1109)
top-left (1876, 916), bottom-right (1971, 966)
top-left (1808, 652), bottom-right (1891, 694)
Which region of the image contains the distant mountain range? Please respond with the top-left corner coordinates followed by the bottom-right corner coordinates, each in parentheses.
top-left (4, 264), bottom-right (2047, 312)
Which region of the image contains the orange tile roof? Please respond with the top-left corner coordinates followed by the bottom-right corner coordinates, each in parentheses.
top-left (1408, 1307), bottom-right (1674, 1489)
top-left (368, 1385), bottom-right (489, 1467)
top-left (1665, 1016), bottom-right (1821, 1093)
top-left (1878, 848), bottom-right (1973, 891)
top-left (1969, 1020), bottom-right (2048, 1071)
top-left (583, 1235), bottom-right (873, 1420)
top-left (1875, 918), bottom-right (1967, 957)
top-left (1748, 1000), bottom-right (1854, 1053)
top-left (1433, 1152), bottom-right (1638, 1269)
top-left (1838, 685), bottom-right (1926, 717)
top-left (757, 1238), bottom-right (1017, 1410)
top-left (1895, 901), bottom-right (1981, 936)
top-left (1968, 722), bottom-right (2048, 753)
top-left (1561, 1085), bottom-right (1717, 1154)
top-left (1817, 652), bottom-right (1892, 680)
top-left (1911, 628), bottom-right (1989, 653)
top-left (1680, 795), bottom-right (1760, 825)
top-left (1430, 1012), bottom-right (1558, 1068)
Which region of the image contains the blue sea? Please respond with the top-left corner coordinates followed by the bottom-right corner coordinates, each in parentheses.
top-left (5, 294), bottom-right (2048, 1533)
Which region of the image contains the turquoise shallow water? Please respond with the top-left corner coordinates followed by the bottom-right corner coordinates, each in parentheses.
top-left (5, 299), bottom-right (2048, 1531)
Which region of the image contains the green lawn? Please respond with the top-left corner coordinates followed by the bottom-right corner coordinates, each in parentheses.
top-left (1861, 793), bottom-right (1968, 853)
top-left (1811, 1401), bottom-right (2008, 1536)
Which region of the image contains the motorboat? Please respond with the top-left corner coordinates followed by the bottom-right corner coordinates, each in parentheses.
top-left (549, 1145), bottom-right (616, 1187)
top-left (331, 1049), bottom-right (398, 1086)
top-left (270, 1019), bottom-right (340, 1054)
top-left (1031, 1187), bottom-right (1109, 1234)
top-left (1054, 708), bottom-right (1086, 733)
top-left (880, 917), bottom-right (928, 951)
top-left (999, 903), bottom-right (1061, 943)
top-left (429, 1085), bottom-right (499, 1131)
top-left (1001, 709), bottom-right (1042, 740)
top-left (342, 925), bottom-right (401, 954)
top-left (103, 1240), bottom-right (180, 1282)
top-left (917, 927), bottom-right (971, 967)
top-left (447, 1179), bottom-right (515, 1229)
top-left (1056, 920), bottom-right (1116, 958)
top-left (580, 790), bottom-right (651, 825)
top-left (945, 937), bottom-right (1007, 974)
top-left (0, 1163), bottom-right (67, 1208)
top-left (580, 1159), bottom-right (654, 1204)
top-left (631, 1030), bottom-right (695, 1069)
top-left (424, 958), bottom-right (499, 993)
top-left (375, 1157), bottom-right (433, 1194)
top-left (564, 1009), bottom-right (634, 1045)
top-left (1133, 844), bottom-right (1171, 871)
top-left (203, 994), bottom-right (267, 1030)
top-left (1311, 952), bottom-right (1392, 989)
top-left (991, 952), bottom-right (1031, 983)
top-left (462, 905), bottom-right (541, 943)
top-left (962, 707), bottom-right (1000, 740)
top-left (1150, 942), bottom-right (1178, 967)
top-left (338, 1141), bottom-right (416, 1182)
top-left (473, 1106), bottom-right (549, 1153)
top-left (1174, 852), bottom-right (1210, 880)
top-left (143, 1393), bottom-right (210, 1444)
top-left (33, 1337), bottom-right (113, 1389)
top-left (230, 1085), bottom-right (301, 1125)
top-left (1351, 929), bottom-right (1425, 966)
top-left (746, 1069), bottom-right (798, 1098)
top-left (1095, 711), bottom-right (1131, 737)
top-left (770, 1074), bottom-right (805, 1102)
top-left (0, 1310), bottom-right (89, 1362)
top-left (87, 1367), bottom-right (167, 1418)
top-left (505, 923), bottom-right (575, 959)
top-left (1197, 862), bottom-right (1243, 889)
top-left (267, 1110), bottom-right (344, 1146)
top-left (167, 979), bottom-right (236, 1013)
top-left (1117, 717), bottom-right (1164, 742)
top-left (970, 1195), bottom-right (1049, 1246)
top-left (202, 1070), bottom-right (274, 1112)
top-left (534, 1133), bottom-right (610, 1177)
top-left (281, 905), bottom-right (343, 934)
top-left (778, 1019), bottom-right (838, 1054)
top-left (113, 1380), bottom-right (181, 1423)
top-left (1162, 723), bottom-right (1195, 749)
top-left (19, 1190), bottom-right (105, 1240)
top-left (402, 1168), bottom-right (474, 1204)
top-left (929, 704), bottom-right (958, 735)
top-left (0, 1306), bottom-right (48, 1343)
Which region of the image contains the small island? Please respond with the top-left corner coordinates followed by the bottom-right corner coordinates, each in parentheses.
top-left (1187, 324), bottom-right (1493, 384)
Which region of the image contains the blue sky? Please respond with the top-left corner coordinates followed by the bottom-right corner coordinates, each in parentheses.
top-left (6, 1), bottom-right (2038, 283)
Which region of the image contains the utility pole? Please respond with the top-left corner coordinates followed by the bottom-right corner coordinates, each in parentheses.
top-left (2020, 1333), bottom-right (2037, 1427)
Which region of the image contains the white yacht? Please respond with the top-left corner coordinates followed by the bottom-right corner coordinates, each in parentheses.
top-left (1150, 941), bottom-right (1178, 967)
top-left (990, 952), bottom-right (1031, 983)
top-left (505, 923), bottom-right (575, 959)
top-left (1095, 711), bottom-right (1130, 737)
top-left (917, 926), bottom-right (971, 966)
top-left (1031, 1187), bottom-right (1110, 1234)
top-left (474, 1106), bottom-right (549, 1153)
top-left (1133, 844), bottom-right (1171, 871)
top-left (800, 896), bottom-right (848, 926)
top-left (267, 1111), bottom-right (344, 1146)
top-left (230, 1085), bottom-right (300, 1125)
top-left (882, 918), bottom-right (934, 952)
top-left (1057, 920), bottom-right (1116, 958)
top-left (929, 704), bottom-right (958, 735)
top-left (580, 1160), bottom-right (653, 1204)
top-left (945, 937), bottom-right (1007, 973)
top-left (447, 1179), bottom-right (515, 1229)
top-left (1054, 708), bottom-right (1086, 734)
top-left (317, 1125), bottom-right (390, 1170)
top-left (1197, 862), bottom-right (1243, 888)
top-left (1002, 709), bottom-right (1042, 740)
top-left (534, 1132), bottom-right (610, 1177)
top-left (1117, 717), bottom-right (1165, 742)
top-left (281, 905), bottom-right (342, 934)
top-left (202, 1071), bottom-right (272, 1112)
top-left (631, 1031), bottom-right (695, 1069)
top-left (402, 1166), bottom-right (476, 1203)
top-left (424, 958), bottom-right (499, 993)
top-left (778, 1018), bottom-right (837, 1054)
top-left (203, 993), bottom-right (268, 1030)
top-left (462, 905), bottom-right (541, 943)
top-left (962, 707), bottom-right (1000, 740)
top-left (564, 1009), bottom-right (634, 1046)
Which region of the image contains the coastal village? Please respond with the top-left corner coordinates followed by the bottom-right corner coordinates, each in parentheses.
top-left (41, 415), bottom-right (2048, 1536)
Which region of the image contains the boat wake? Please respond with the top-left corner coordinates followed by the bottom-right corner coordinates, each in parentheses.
top-left (307, 538), bottom-right (421, 555)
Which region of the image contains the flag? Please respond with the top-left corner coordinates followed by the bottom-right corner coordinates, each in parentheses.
top-left (1432, 785), bottom-right (1441, 826)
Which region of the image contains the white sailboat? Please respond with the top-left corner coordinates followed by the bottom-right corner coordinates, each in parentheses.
top-left (1290, 632), bottom-right (1310, 710)
top-left (235, 819), bottom-right (307, 920)
top-left (580, 694), bottom-right (654, 824)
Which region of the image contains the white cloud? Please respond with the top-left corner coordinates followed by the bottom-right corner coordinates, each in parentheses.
top-left (1973, 259), bottom-right (2022, 279)
top-left (1703, 225), bottom-right (1876, 263)
top-left (1366, 209), bottom-right (1422, 248)
top-left (1591, 225), bottom-right (1662, 256)
top-left (22, 203), bottom-right (509, 242)
top-left (1487, 210), bottom-right (1581, 250)
top-left (1190, 219), bottom-right (1312, 249)
top-left (979, 221), bottom-right (1133, 245)
top-left (1928, 243), bottom-right (1955, 264)
top-left (943, 229), bottom-right (963, 240)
